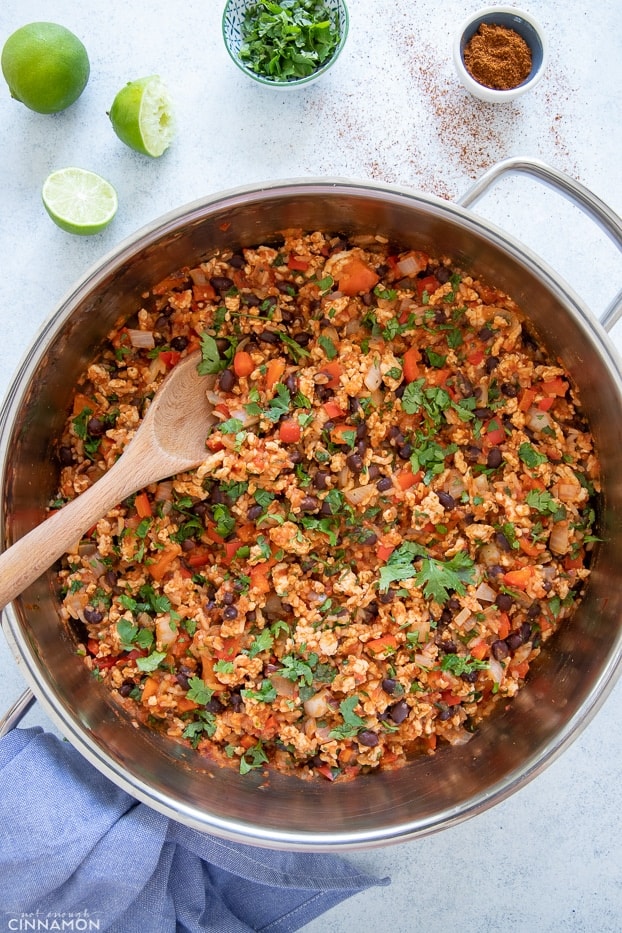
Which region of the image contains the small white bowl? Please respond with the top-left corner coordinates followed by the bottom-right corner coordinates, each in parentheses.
top-left (453, 6), bottom-right (548, 103)
top-left (222, 0), bottom-right (349, 90)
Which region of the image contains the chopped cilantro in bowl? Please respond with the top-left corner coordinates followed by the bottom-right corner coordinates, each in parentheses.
top-left (223, 0), bottom-right (349, 88)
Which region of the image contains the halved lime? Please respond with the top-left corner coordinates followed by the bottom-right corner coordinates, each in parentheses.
top-left (1, 22), bottom-right (89, 114)
top-left (108, 75), bottom-right (174, 157)
top-left (42, 167), bottom-right (118, 235)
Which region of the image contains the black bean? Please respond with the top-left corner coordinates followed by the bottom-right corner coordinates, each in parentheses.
top-left (247, 504), bottom-right (263, 521)
top-left (223, 606), bottom-right (238, 621)
top-left (440, 639), bottom-right (458, 654)
top-left (437, 490), bottom-right (455, 510)
top-left (487, 564), bottom-right (505, 579)
top-left (437, 706), bottom-right (453, 722)
top-left (464, 445), bottom-right (482, 462)
top-left (300, 495), bottom-right (320, 512)
top-left (218, 368), bottom-right (235, 392)
top-left (495, 531), bottom-right (511, 551)
top-left (284, 373), bottom-right (298, 394)
top-left (487, 447), bottom-right (503, 469)
top-left (119, 680), bottom-right (135, 698)
top-left (170, 334), bottom-right (189, 351)
top-left (229, 692), bottom-right (244, 712)
top-left (356, 439), bottom-right (368, 457)
top-left (228, 253), bottom-right (245, 268)
top-left (447, 596), bottom-right (461, 611)
top-left (397, 443), bottom-right (412, 460)
top-left (181, 538), bottom-right (195, 552)
top-left (389, 700), bottom-right (409, 724)
top-left (361, 601), bottom-right (379, 622)
top-left (501, 382), bottom-right (518, 398)
top-left (258, 330), bottom-right (280, 345)
top-left (473, 407), bottom-right (493, 420)
top-left (210, 275), bottom-right (234, 292)
top-left (349, 396), bottom-right (363, 416)
top-left (367, 463), bottom-right (380, 480)
top-left (84, 607), bottom-right (103, 624)
top-left (527, 601), bottom-right (541, 620)
top-left (496, 592), bottom-right (513, 612)
top-left (378, 590), bottom-right (394, 605)
top-left (361, 530), bottom-right (378, 545)
top-left (312, 470), bottom-right (330, 490)
top-left (87, 417), bottom-right (105, 437)
top-left (376, 476), bottom-right (393, 492)
top-left (455, 372), bottom-right (474, 397)
top-left (346, 453), bottom-right (363, 473)
top-left (205, 696), bottom-right (225, 714)
top-left (58, 445), bottom-right (74, 466)
top-left (395, 383), bottom-right (406, 399)
top-left (192, 501), bottom-right (210, 519)
top-left (242, 292), bottom-right (261, 308)
top-left (215, 338), bottom-right (231, 354)
top-left (315, 384), bottom-right (333, 402)
top-left (288, 449), bottom-right (302, 464)
top-left (293, 331), bottom-right (312, 346)
top-left (491, 639), bottom-right (509, 661)
top-left (478, 326), bottom-right (494, 341)
top-left (485, 355), bottom-right (500, 373)
top-left (154, 314), bottom-right (169, 331)
top-left (389, 425), bottom-right (404, 442)
top-left (461, 670), bottom-right (479, 683)
top-left (358, 730), bottom-right (379, 748)
top-left (519, 621), bottom-right (533, 642)
top-left (439, 607), bottom-right (452, 627)
top-left (277, 283), bottom-right (297, 299)
top-left (436, 266), bottom-right (451, 284)
top-left (382, 678), bottom-right (397, 694)
top-left (222, 591), bottom-right (235, 606)
top-left (104, 570), bottom-right (118, 588)
top-left (505, 631), bottom-right (524, 652)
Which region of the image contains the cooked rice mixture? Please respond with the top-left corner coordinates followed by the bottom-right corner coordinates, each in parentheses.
top-left (55, 230), bottom-right (600, 781)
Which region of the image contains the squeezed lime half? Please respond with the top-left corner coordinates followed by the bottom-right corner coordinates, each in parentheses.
top-left (108, 75), bottom-right (174, 157)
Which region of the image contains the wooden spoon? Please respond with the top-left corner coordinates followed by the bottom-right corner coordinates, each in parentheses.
top-left (0, 351), bottom-right (213, 610)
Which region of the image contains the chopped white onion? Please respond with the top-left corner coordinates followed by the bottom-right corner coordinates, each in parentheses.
top-left (549, 520), bottom-right (570, 555)
top-left (488, 657), bottom-right (505, 685)
top-left (396, 251), bottom-right (427, 276)
top-left (455, 606), bottom-right (472, 627)
top-left (189, 267), bottom-right (209, 285)
top-left (344, 484), bottom-right (374, 506)
top-left (475, 581), bottom-right (497, 603)
top-left (155, 480), bottom-right (174, 501)
top-left (527, 408), bottom-right (553, 433)
top-left (127, 329), bottom-right (155, 349)
top-left (364, 362), bottom-right (383, 391)
top-left (304, 689), bottom-right (329, 718)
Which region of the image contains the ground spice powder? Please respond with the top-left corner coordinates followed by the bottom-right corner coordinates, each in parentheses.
top-left (464, 23), bottom-right (532, 90)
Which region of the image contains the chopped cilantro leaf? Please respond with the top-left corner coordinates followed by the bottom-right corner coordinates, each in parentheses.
top-left (519, 442), bottom-right (548, 468)
top-left (328, 695), bottom-right (366, 739)
top-left (186, 676), bottom-right (214, 705)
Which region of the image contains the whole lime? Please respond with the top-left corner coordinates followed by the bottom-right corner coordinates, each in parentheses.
top-left (1, 22), bottom-right (90, 114)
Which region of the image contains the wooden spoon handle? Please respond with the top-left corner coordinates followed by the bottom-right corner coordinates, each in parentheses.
top-left (0, 456), bottom-right (147, 611)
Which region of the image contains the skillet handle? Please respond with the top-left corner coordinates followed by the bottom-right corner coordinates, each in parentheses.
top-left (0, 687), bottom-right (35, 737)
top-left (458, 157), bottom-right (622, 332)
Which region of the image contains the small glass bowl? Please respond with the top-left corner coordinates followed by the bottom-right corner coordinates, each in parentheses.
top-left (453, 6), bottom-right (548, 103)
top-left (222, 0), bottom-right (349, 90)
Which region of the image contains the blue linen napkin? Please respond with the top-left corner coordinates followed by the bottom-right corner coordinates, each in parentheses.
top-left (0, 727), bottom-right (389, 932)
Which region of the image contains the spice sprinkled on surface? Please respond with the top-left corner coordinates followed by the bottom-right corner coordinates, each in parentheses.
top-left (464, 23), bottom-right (532, 90)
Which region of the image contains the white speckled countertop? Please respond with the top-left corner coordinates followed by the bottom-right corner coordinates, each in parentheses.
top-left (1, 1), bottom-right (621, 930)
